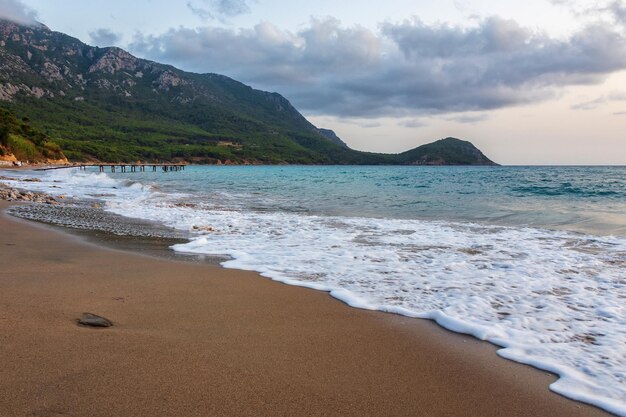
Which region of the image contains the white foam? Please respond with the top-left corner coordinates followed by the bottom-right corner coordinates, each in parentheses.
top-left (8, 169), bottom-right (626, 416)
top-left (1, 168), bottom-right (155, 201)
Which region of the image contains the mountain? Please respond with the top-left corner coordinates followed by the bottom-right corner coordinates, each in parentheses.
top-left (397, 137), bottom-right (496, 165)
top-left (0, 19), bottom-right (497, 166)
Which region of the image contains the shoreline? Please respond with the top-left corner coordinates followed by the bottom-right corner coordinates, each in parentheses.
top-left (0, 201), bottom-right (613, 417)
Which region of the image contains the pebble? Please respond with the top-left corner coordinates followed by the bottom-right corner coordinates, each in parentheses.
top-left (77, 313), bottom-right (113, 328)
top-left (0, 185), bottom-right (58, 204)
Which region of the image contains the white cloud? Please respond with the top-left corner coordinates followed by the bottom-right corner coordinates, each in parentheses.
top-left (572, 90), bottom-right (626, 110)
top-left (0, 0), bottom-right (38, 25)
top-left (187, 0), bottom-right (252, 21)
top-left (443, 113), bottom-right (490, 124)
top-left (89, 28), bottom-right (122, 47)
top-left (398, 119), bottom-right (428, 128)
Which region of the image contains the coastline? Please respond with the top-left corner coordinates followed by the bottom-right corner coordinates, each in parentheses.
top-left (0, 201), bottom-right (613, 417)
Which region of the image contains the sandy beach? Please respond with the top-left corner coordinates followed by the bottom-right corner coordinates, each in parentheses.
top-left (0, 201), bottom-right (613, 417)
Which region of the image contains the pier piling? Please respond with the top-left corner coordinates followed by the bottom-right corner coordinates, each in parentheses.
top-left (38, 163), bottom-right (187, 173)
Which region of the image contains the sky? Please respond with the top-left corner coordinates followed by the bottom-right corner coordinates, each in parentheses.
top-left (2, 0), bottom-right (626, 164)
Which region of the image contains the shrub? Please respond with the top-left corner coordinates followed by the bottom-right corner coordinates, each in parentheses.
top-left (7, 134), bottom-right (39, 161)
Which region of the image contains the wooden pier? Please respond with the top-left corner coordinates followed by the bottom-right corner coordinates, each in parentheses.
top-left (37, 163), bottom-right (186, 172)
top-left (88, 164), bottom-right (186, 173)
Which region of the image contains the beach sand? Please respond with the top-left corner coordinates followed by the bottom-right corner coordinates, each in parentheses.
top-left (0, 201), bottom-right (612, 417)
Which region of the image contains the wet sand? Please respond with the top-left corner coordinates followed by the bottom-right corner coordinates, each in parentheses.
top-left (0, 201), bottom-right (612, 417)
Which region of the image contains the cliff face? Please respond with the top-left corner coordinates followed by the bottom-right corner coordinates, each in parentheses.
top-left (0, 19), bottom-right (497, 165)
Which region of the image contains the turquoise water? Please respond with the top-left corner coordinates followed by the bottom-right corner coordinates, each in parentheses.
top-left (114, 165), bottom-right (626, 236)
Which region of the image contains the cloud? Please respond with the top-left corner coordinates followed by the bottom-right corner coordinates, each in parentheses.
top-left (443, 113), bottom-right (489, 124)
top-left (572, 97), bottom-right (606, 110)
top-left (613, 111), bottom-right (626, 115)
top-left (0, 0), bottom-right (38, 25)
top-left (359, 121), bottom-right (382, 128)
top-left (399, 119), bottom-right (428, 128)
top-left (608, 90), bottom-right (626, 100)
top-left (187, 0), bottom-right (251, 21)
top-left (129, 15), bottom-right (626, 118)
top-left (572, 90), bottom-right (626, 110)
top-left (549, 0), bottom-right (626, 24)
top-left (89, 28), bottom-right (122, 47)
top-left (338, 118), bottom-right (383, 128)
top-left (601, 0), bottom-right (626, 24)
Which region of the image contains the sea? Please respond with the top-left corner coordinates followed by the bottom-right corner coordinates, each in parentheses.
top-left (4, 165), bottom-right (626, 416)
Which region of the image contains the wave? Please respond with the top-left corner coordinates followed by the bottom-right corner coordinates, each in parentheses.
top-left (511, 185), bottom-right (621, 198)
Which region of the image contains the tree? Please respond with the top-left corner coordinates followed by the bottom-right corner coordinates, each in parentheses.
top-left (0, 125), bottom-right (9, 147)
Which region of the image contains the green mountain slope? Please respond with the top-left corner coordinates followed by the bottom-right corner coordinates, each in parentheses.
top-left (0, 107), bottom-right (65, 162)
top-left (0, 19), bottom-right (496, 165)
top-left (397, 138), bottom-right (496, 165)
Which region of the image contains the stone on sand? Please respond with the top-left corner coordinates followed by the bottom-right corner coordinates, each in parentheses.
top-left (77, 313), bottom-right (113, 328)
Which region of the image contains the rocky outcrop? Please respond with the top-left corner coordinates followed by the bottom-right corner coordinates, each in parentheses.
top-left (0, 48), bottom-right (33, 76)
top-left (40, 61), bottom-right (64, 81)
top-left (0, 183), bottom-right (58, 204)
top-left (0, 83), bottom-right (54, 100)
top-left (154, 70), bottom-right (186, 91)
top-left (0, 82), bottom-right (20, 100)
top-left (88, 47), bottom-right (139, 74)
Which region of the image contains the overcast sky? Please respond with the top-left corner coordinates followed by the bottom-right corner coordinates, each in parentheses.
top-left (3, 0), bottom-right (626, 164)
